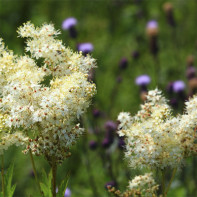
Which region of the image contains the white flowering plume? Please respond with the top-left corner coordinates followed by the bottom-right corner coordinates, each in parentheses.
top-left (107, 173), bottom-right (158, 197)
top-left (0, 22), bottom-right (96, 163)
top-left (118, 89), bottom-right (197, 169)
top-left (128, 173), bottom-right (159, 197)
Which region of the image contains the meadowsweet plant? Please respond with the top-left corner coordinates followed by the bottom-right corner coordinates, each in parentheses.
top-left (117, 89), bottom-right (197, 196)
top-left (108, 173), bottom-right (159, 197)
top-left (0, 22), bottom-right (96, 197)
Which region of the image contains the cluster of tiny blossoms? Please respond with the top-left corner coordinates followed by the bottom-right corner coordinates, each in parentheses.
top-left (128, 173), bottom-right (159, 196)
top-left (0, 22), bottom-right (96, 163)
top-left (108, 173), bottom-right (158, 197)
top-left (118, 89), bottom-right (197, 169)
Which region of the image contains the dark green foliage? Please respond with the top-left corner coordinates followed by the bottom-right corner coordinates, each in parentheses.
top-left (0, 163), bottom-right (16, 197)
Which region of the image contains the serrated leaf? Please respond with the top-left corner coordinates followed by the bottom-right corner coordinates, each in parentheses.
top-left (9, 185), bottom-right (16, 197)
top-left (40, 182), bottom-right (50, 197)
top-left (40, 169), bottom-right (53, 197)
top-left (5, 163), bottom-right (14, 195)
top-left (2, 163), bottom-right (16, 197)
top-left (56, 172), bottom-right (70, 197)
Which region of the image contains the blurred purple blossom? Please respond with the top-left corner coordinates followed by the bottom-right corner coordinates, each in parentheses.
top-left (132, 51), bottom-right (140, 59)
top-left (135, 75), bottom-right (151, 86)
top-left (102, 138), bottom-right (112, 148)
top-left (104, 121), bottom-right (117, 132)
top-left (89, 140), bottom-right (98, 150)
top-left (173, 80), bottom-right (185, 93)
top-left (146, 20), bottom-right (158, 29)
top-left (119, 57), bottom-right (128, 69)
top-left (64, 188), bottom-right (71, 197)
top-left (62, 17), bottom-right (77, 30)
top-left (77, 43), bottom-right (94, 55)
top-left (92, 109), bottom-right (101, 118)
top-left (105, 181), bottom-right (117, 189)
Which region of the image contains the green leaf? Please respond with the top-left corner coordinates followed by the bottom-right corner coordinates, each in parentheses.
top-left (3, 163), bottom-right (16, 197)
top-left (40, 169), bottom-right (53, 197)
top-left (56, 173), bottom-right (70, 197)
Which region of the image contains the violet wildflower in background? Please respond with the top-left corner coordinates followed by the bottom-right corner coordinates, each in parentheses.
top-left (92, 109), bottom-right (101, 118)
top-left (89, 140), bottom-right (98, 150)
top-left (64, 188), bottom-right (71, 197)
top-left (172, 80), bottom-right (185, 93)
top-left (146, 20), bottom-right (159, 56)
top-left (62, 17), bottom-right (77, 38)
top-left (131, 50), bottom-right (140, 59)
top-left (77, 42), bottom-right (94, 56)
top-left (119, 57), bottom-right (128, 70)
top-left (105, 181), bottom-right (117, 189)
top-left (104, 121), bottom-right (117, 133)
top-left (135, 74), bottom-right (151, 91)
top-left (173, 80), bottom-right (186, 100)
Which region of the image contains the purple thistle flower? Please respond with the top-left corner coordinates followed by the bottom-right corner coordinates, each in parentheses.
top-left (104, 121), bottom-right (117, 132)
top-left (132, 51), bottom-right (140, 59)
top-left (92, 109), bottom-right (101, 118)
top-left (172, 80), bottom-right (185, 93)
top-left (146, 20), bottom-right (158, 29)
top-left (62, 17), bottom-right (77, 30)
top-left (135, 75), bottom-right (151, 86)
top-left (119, 58), bottom-right (128, 70)
top-left (102, 138), bottom-right (112, 148)
top-left (89, 140), bottom-right (98, 150)
top-left (64, 188), bottom-right (71, 197)
top-left (105, 181), bottom-right (117, 189)
top-left (77, 43), bottom-right (94, 56)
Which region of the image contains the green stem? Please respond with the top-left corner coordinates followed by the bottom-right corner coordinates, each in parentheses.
top-left (51, 160), bottom-right (57, 197)
top-left (165, 168), bottom-right (177, 195)
top-left (29, 150), bottom-right (43, 196)
top-left (161, 169), bottom-right (166, 197)
top-left (1, 156), bottom-right (5, 197)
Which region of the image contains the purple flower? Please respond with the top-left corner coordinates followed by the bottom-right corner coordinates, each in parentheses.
top-left (77, 43), bottom-right (94, 55)
top-left (132, 51), bottom-right (140, 59)
top-left (135, 75), bottom-right (151, 86)
top-left (92, 109), bottom-right (101, 118)
top-left (173, 80), bottom-right (185, 93)
top-left (89, 140), bottom-right (98, 150)
top-left (102, 138), bottom-right (112, 148)
top-left (105, 181), bottom-right (117, 189)
top-left (104, 121), bottom-right (117, 132)
top-left (62, 17), bottom-right (77, 30)
top-left (146, 20), bottom-right (158, 29)
top-left (119, 58), bottom-right (128, 70)
top-left (64, 188), bottom-right (71, 197)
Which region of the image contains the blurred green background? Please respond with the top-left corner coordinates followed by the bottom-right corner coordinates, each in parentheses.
top-left (1, 0), bottom-right (197, 196)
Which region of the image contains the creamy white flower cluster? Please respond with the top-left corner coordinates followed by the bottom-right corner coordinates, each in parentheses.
top-left (0, 22), bottom-right (96, 163)
top-left (118, 89), bottom-right (197, 169)
top-left (107, 173), bottom-right (158, 197)
top-left (128, 173), bottom-right (159, 197)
